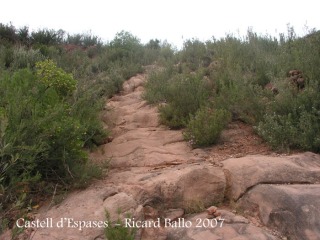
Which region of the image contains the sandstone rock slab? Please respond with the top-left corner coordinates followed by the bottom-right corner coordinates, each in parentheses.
top-left (222, 152), bottom-right (320, 200)
top-left (103, 192), bottom-right (138, 222)
top-left (238, 184), bottom-right (320, 240)
top-left (141, 164), bottom-right (226, 210)
top-left (28, 184), bottom-right (114, 240)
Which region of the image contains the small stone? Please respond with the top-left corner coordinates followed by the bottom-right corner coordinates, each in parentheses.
top-left (206, 214), bottom-right (215, 219)
top-left (213, 211), bottom-right (221, 217)
top-left (206, 206), bottom-right (218, 215)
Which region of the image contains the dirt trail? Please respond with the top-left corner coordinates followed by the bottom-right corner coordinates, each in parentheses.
top-left (93, 74), bottom-right (199, 169)
top-left (4, 73), bottom-right (320, 240)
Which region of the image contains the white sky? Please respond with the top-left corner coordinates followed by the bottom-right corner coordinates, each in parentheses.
top-left (1, 0), bottom-right (319, 48)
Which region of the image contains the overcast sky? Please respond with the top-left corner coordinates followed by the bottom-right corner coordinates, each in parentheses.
top-left (1, 0), bottom-right (319, 48)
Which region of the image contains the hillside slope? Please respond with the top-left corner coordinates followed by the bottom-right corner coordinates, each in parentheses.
top-left (3, 74), bottom-right (320, 240)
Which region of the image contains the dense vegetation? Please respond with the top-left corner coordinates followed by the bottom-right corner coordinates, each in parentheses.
top-left (0, 23), bottom-right (173, 233)
top-left (1, 22), bottom-right (320, 235)
top-left (144, 27), bottom-right (320, 151)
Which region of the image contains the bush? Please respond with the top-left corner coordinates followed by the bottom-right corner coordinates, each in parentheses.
top-left (256, 87), bottom-right (320, 152)
top-left (120, 62), bottom-right (143, 80)
top-left (145, 68), bottom-right (212, 129)
top-left (104, 211), bottom-right (136, 240)
top-left (143, 67), bottom-right (174, 103)
top-left (0, 66), bottom-right (104, 220)
top-left (11, 47), bottom-right (45, 69)
top-left (35, 59), bottom-right (77, 96)
top-left (1, 46), bottom-right (14, 68)
top-left (184, 108), bottom-right (231, 147)
top-left (57, 48), bottom-right (91, 78)
top-left (106, 31), bottom-right (144, 69)
top-left (159, 73), bottom-right (210, 128)
top-left (71, 77), bottom-right (108, 148)
top-left (142, 39), bottom-right (161, 65)
top-left (212, 79), bottom-right (268, 124)
top-left (0, 23), bottom-right (17, 44)
top-left (0, 45), bottom-right (7, 69)
top-left (181, 39), bottom-right (208, 71)
top-left (31, 29), bottom-right (64, 45)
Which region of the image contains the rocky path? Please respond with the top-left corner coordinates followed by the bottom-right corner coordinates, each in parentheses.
top-left (4, 74), bottom-right (320, 240)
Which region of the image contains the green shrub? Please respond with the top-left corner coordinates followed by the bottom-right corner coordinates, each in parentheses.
top-left (56, 48), bottom-right (91, 78)
top-left (0, 115), bottom-right (19, 211)
top-left (184, 108), bottom-right (231, 147)
top-left (17, 26), bottom-right (30, 45)
top-left (142, 44), bottom-right (160, 65)
top-left (145, 68), bottom-right (211, 129)
top-left (0, 69), bottom-right (83, 181)
top-left (31, 28), bottom-right (64, 45)
top-left (0, 66), bottom-right (104, 219)
top-left (143, 67), bottom-right (174, 104)
top-left (120, 62), bottom-right (143, 80)
top-left (181, 39), bottom-right (208, 71)
top-left (256, 113), bottom-right (298, 151)
top-left (158, 42), bottom-right (176, 65)
top-left (256, 88), bottom-right (320, 152)
top-left (71, 79), bottom-right (108, 148)
top-left (108, 31), bottom-right (143, 63)
top-left (212, 79), bottom-right (268, 124)
top-left (104, 211), bottom-right (136, 240)
top-left (159, 104), bottom-right (184, 129)
top-left (65, 34), bottom-right (83, 45)
top-left (159, 73), bottom-right (210, 128)
top-left (65, 32), bottom-right (102, 47)
top-left (2, 47), bottom-right (14, 68)
top-left (0, 45), bottom-right (7, 69)
top-left (35, 59), bottom-right (77, 96)
top-left (106, 66), bottom-right (126, 94)
top-left (0, 23), bottom-right (17, 44)
top-left (11, 47), bottom-right (45, 69)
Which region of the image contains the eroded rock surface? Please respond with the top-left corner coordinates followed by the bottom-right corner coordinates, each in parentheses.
top-left (238, 184), bottom-right (320, 240)
top-left (223, 153), bottom-right (320, 200)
